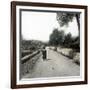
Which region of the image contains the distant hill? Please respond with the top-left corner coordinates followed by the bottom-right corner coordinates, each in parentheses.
top-left (21, 40), bottom-right (45, 50)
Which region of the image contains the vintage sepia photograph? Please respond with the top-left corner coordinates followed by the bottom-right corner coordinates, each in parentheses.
top-left (11, 1), bottom-right (87, 88)
top-left (20, 10), bottom-right (80, 79)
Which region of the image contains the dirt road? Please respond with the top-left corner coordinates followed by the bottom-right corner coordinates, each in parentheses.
top-left (23, 48), bottom-right (80, 78)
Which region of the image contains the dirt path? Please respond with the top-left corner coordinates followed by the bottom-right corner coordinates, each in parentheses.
top-left (23, 48), bottom-right (80, 78)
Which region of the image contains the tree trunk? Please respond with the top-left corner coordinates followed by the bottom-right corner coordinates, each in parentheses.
top-left (75, 14), bottom-right (80, 36)
top-left (75, 14), bottom-right (80, 48)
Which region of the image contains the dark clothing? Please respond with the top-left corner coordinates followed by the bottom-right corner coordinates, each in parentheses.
top-left (42, 49), bottom-right (47, 59)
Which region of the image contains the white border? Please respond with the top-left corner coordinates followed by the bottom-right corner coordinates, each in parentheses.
top-left (16, 5), bottom-right (85, 85)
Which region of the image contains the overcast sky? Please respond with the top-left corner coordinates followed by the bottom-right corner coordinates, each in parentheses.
top-left (22, 11), bottom-right (78, 42)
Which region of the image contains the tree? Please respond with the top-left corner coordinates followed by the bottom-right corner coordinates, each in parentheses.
top-left (64, 33), bottom-right (72, 47)
top-left (63, 33), bottom-right (80, 50)
top-left (56, 12), bottom-right (80, 36)
top-left (49, 28), bottom-right (59, 46)
top-left (49, 29), bottom-right (65, 51)
top-left (58, 30), bottom-right (65, 45)
top-left (70, 36), bottom-right (80, 51)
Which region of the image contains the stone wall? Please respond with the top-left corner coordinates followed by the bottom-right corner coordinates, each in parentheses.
top-left (57, 47), bottom-right (80, 65)
top-left (20, 51), bottom-right (42, 79)
top-left (49, 46), bottom-right (80, 65)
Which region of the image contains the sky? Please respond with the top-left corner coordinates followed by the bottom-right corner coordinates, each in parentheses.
top-left (22, 11), bottom-right (78, 42)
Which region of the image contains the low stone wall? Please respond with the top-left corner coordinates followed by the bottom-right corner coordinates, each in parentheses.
top-left (57, 47), bottom-right (80, 65)
top-left (73, 53), bottom-right (80, 65)
top-left (21, 50), bottom-right (32, 57)
top-left (57, 48), bottom-right (72, 56)
top-left (50, 46), bottom-right (80, 65)
top-left (20, 51), bottom-right (42, 78)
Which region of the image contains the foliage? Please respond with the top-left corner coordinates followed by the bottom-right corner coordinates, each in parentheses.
top-left (49, 28), bottom-right (80, 51)
top-left (64, 33), bottom-right (72, 47)
top-left (57, 12), bottom-right (75, 27)
top-left (49, 29), bottom-right (59, 46)
top-left (64, 33), bottom-right (80, 50)
top-left (21, 40), bottom-right (44, 51)
top-left (70, 36), bottom-right (80, 51)
top-left (49, 29), bottom-right (65, 46)
top-left (56, 12), bottom-right (80, 28)
top-left (56, 12), bottom-right (80, 52)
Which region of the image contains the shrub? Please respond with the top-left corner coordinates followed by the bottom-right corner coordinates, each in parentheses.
top-left (69, 50), bottom-right (76, 59)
